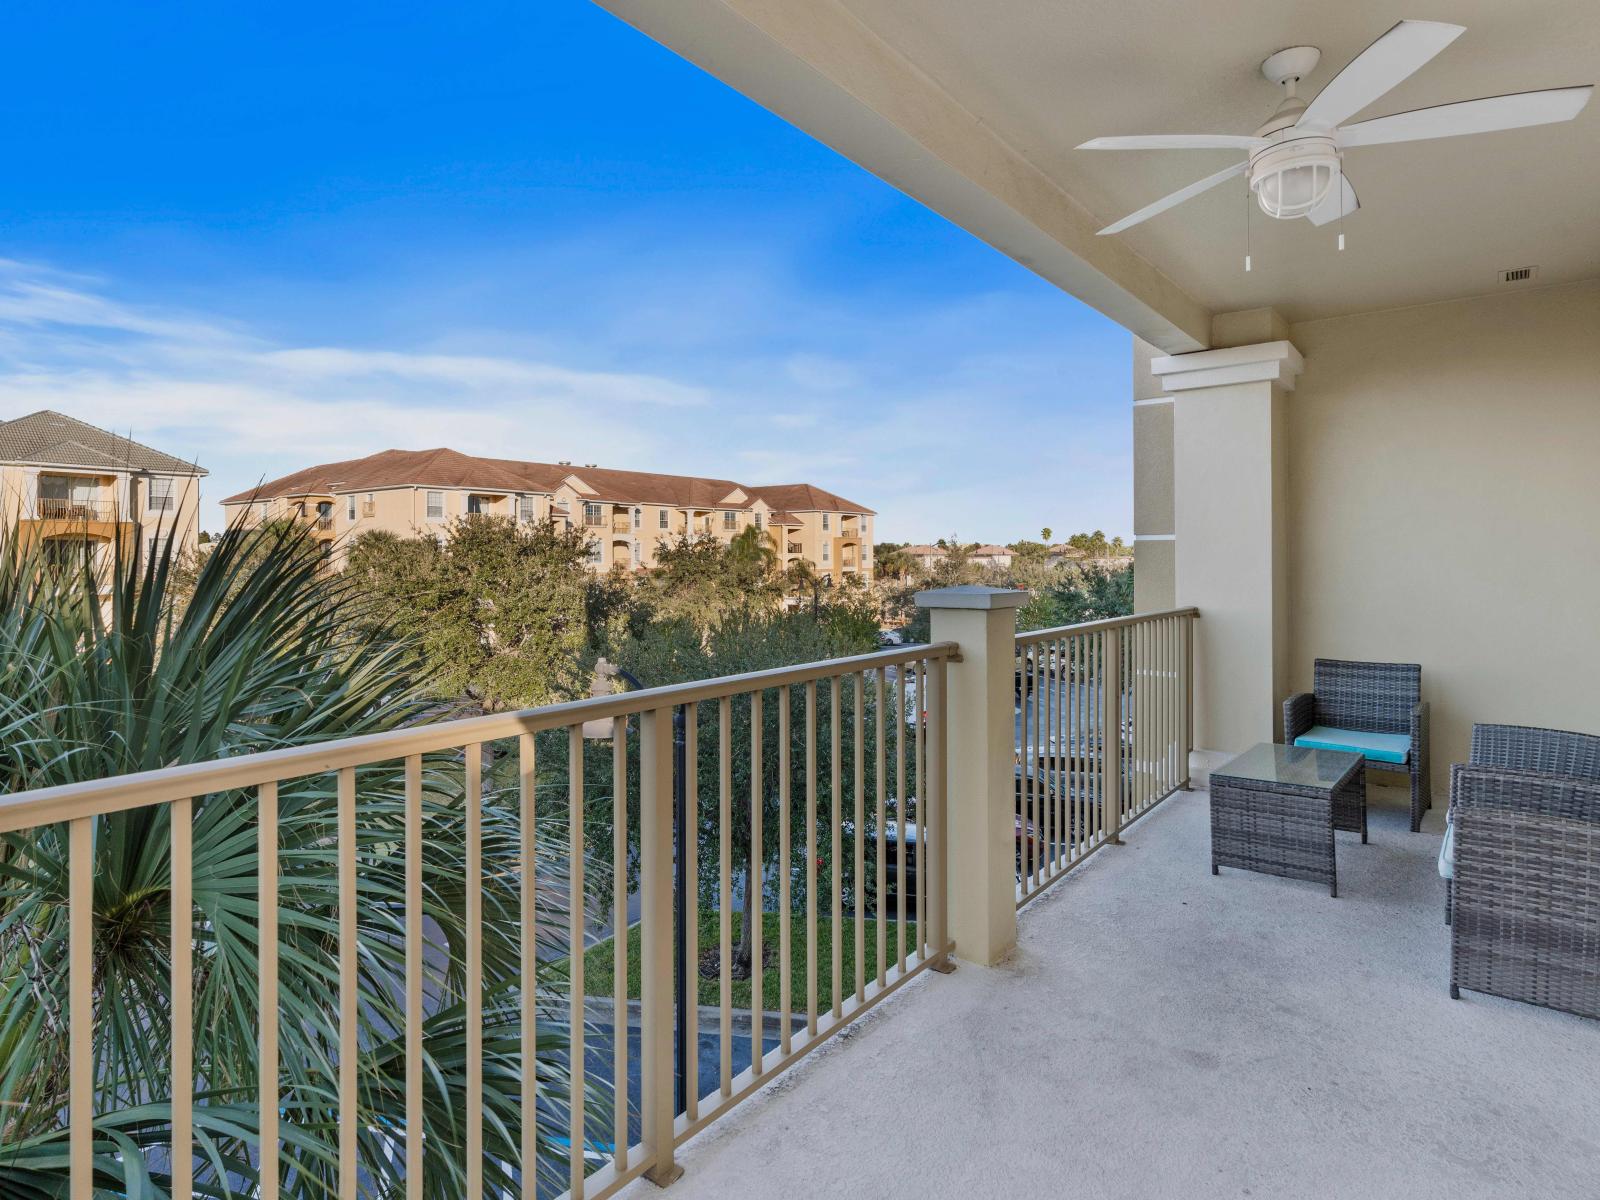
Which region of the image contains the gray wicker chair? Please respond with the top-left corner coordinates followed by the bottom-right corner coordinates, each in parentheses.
top-left (1283, 658), bottom-right (1430, 832)
top-left (1443, 723), bottom-right (1600, 923)
top-left (1449, 729), bottom-right (1600, 1019)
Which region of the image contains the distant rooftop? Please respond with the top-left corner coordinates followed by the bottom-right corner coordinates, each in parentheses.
top-left (222, 447), bottom-right (873, 514)
top-left (0, 409), bottom-right (206, 476)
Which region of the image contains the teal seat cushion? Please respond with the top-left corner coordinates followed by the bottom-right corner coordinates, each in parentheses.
top-left (1293, 725), bottom-right (1410, 765)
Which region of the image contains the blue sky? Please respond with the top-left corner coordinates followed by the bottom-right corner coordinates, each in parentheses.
top-left (0, 1), bottom-right (1131, 541)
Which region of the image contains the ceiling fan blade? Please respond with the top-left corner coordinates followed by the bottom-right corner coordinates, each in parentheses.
top-left (1306, 175), bottom-right (1359, 226)
top-left (1339, 86), bottom-right (1593, 147)
top-left (1078, 134), bottom-right (1267, 151)
top-left (1300, 20), bottom-right (1465, 130)
top-left (1096, 161), bottom-right (1247, 236)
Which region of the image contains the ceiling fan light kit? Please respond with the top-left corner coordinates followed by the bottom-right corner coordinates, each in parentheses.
top-left (1250, 139), bottom-right (1340, 220)
top-left (1077, 18), bottom-right (1594, 256)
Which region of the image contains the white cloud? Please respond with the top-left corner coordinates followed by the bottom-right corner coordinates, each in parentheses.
top-left (0, 257), bottom-right (1134, 542)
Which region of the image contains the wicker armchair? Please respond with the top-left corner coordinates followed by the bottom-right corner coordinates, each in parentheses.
top-left (1283, 658), bottom-right (1430, 831)
top-left (1442, 724), bottom-right (1600, 923)
top-left (1449, 740), bottom-right (1600, 1019)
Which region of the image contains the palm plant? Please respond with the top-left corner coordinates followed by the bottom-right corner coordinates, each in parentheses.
top-left (0, 522), bottom-right (610, 1198)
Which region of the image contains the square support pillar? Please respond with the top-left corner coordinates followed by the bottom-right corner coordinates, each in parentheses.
top-left (914, 585), bottom-right (1024, 967)
top-left (1151, 335), bottom-right (1301, 757)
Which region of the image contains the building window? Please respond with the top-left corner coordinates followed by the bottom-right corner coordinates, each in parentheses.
top-left (632, 507), bottom-right (642, 530)
top-left (519, 495), bottom-right (535, 522)
top-left (822, 543), bottom-right (831, 563)
top-left (257, 502), bottom-right (269, 522)
top-left (658, 508), bottom-right (669, 530)
top-left (632, 541), bottom-right (642, 566)
top-left (723, 511), bottom-right (737, 531)
top-left (584, 502), bottom-right (603, 526)
top-left (754, 512), bottom-right (763, 529)
top-left (146, 534), bottom-right (170, 566)
top-left (426, 491), bottom-right (444, 520)
top-left (821, 513), bottom-right (830, 531)
top-left (467, 494), bottom-right (483, 515)
top-left (347, 495), bottom-right (356, 521)
top-left (148, 477), bottom-right (174, 513)
top-left (587, 542), bottom-right (603, 566)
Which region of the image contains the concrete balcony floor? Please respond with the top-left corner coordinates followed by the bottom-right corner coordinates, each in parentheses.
top-left (622, 787), bottom-right (1600, 1200)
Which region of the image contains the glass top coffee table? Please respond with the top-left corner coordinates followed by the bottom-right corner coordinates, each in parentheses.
top-left (1209, 743), bottom-right (1366, 897)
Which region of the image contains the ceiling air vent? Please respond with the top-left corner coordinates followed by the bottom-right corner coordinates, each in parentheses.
top-left (1497, 266), bottom-right (1539, 284)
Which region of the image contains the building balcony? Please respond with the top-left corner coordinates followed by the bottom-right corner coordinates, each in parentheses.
top-left (30, 497), bottom-right (118, 522)
top-left (628, 781), bottom-right (1591, 1200)
top-left (6, 598), bottom-right (1597, 1199)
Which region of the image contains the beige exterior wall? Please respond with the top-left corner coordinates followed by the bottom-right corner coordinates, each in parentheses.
top-left (225, 481), bottom-right (874, 582)
top-left (1, 463), bottom-right (202, 579)
top-left (1136, 280), bottom-right (1600, 786)
top-left (1286, 279), bottom-right (1600, 780)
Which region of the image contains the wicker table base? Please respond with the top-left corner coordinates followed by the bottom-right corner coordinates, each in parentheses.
top-left (1210, 744), bottom-right (1366, 897)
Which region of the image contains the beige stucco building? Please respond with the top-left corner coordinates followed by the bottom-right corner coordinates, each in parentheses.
top-left (220, 448), bottom-right (874, 582)
top-left (0, 409), bottom-right (206, 588)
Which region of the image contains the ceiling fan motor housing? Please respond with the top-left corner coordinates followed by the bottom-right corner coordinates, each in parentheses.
top-left (1249, 135), bottom-right (1340, 220)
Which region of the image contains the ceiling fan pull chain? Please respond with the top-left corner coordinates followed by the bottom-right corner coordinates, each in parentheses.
top-left (1244, 184), bottom-right (1252, 273)
top-left (1337, 166), bottom-right (1346, 252)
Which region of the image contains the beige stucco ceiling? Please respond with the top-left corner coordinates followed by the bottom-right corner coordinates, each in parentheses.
top-left (832, 0), bottom-right (1600, 323)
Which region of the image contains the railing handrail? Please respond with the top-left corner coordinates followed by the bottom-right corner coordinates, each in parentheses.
top-left (0, 639), bottom-right (959, 833)
top-left (1014, 606), bottom-right (1198, 646)
top-left (31, 497), bottom-right (119, 521)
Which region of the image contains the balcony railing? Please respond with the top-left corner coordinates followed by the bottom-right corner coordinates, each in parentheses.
top-left (1, 640), bottom-right (956, 1199)
top-left (786, 542), bottom-right (803, 555)
top-left (0, 602), bottom-right (1197, 1199)
top-left (1013, 609), bottom-right (1195, 906)
top-left (31, 497), bottom-right (117, 522)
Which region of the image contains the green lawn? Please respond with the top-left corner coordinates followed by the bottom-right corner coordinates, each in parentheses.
top-left (551, 909), bottom-right (919, 1015)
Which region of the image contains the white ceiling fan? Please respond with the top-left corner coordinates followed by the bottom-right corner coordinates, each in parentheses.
top-left (1079, 19), bottom-right (1592, 236)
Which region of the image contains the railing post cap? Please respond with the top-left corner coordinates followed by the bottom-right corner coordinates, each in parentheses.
top-left (914, 585), bottom-right (1028, 611)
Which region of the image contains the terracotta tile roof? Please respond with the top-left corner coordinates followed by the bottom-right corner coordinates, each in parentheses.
top-left (224, 448), bottom-right (546, 503)
top-left (746, 483), bottom-right (874, 515)
top-left (0, 409), bottom-right (206, 475)
top-left (223, 447), bottom-right (873, 514)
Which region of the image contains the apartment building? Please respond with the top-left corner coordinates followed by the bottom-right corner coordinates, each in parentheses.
top-left (0, 409), bottom-right (207, 584)
top-left (220, 447), bottom-right (875, 582)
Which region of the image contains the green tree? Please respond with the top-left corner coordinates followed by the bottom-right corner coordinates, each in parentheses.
top-left (345, 514), bottom-right (594, 710)
top-left (645, 531), bottom-right (781, 623)
top-left (871, 542), bottom-right (915, 582)
top-left (613, 607), bottom-right (887, 975)
top-left (1024, 561), bottom-right (1135, 631)
top-left (0, 521), bottom-right (595, 1198)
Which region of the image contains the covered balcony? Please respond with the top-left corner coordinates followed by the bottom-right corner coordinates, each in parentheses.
top-left (2, 3), bottom-right (1596, 1198)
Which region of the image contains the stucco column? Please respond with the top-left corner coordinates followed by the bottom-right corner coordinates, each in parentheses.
top-left (1151, 309), bottom-right (1301, 758)
top-left (914, 585), bottom-right (1023, 967)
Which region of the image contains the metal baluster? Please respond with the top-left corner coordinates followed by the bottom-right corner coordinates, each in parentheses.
top-left (467, 743), bottom-right (484, 1198)
top-left (338, 766), bottom-right (357, 1200)
top-left (259, 783), bottom-right (280, 1200)
top-left (518, 735), bottom-right (537, 1200)
top-left (567, 726), bottom-right (586, 1199)
top-left (830, 676), bottom-right (842, 1020)
top-left (610, 720), bottom-right (629, 1169)
top-left (171, 797), bottom-right (193, 1200)
top-left (718, 698), bottom-right (732, 1098)
top-left (749, 691), bottom-right (764, 1075)
top-left (405, 754), bottom-right (424, 1196)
